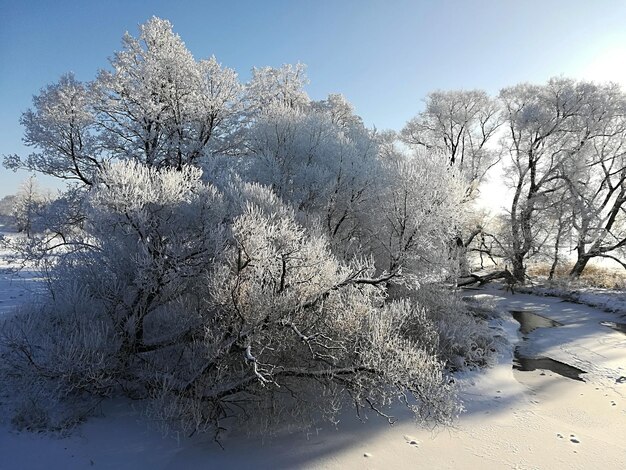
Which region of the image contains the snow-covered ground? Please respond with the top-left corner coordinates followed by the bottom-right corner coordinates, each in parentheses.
top-left (518, 284), bottom-right (626, 314)
top-left (1, 245), bottom-right (625, 468)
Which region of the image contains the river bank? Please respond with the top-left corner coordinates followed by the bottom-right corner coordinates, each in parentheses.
top-left (1, 274), bottom-right (625, 469)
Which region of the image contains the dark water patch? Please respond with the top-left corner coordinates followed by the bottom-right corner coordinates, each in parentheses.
top-left (513, 350), bottom-right (586, 382)
top-left (600, 321), bottom-right (626, 335)
top-left (511, 310), bottom-right (562, 335)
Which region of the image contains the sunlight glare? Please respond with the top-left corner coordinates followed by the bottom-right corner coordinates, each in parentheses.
top-left (579, 45), bottom-right (626, 87)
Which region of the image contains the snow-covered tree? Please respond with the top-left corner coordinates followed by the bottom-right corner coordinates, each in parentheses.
top-left (499, 78), bottom-right (592, 281)
top-left (311, 93), bottom-right (365, 131)
top-left (1, 17), bottom-right (498, 438)
top-left (0, 195), bottom-right (16, 219)
top-left (4, 74), bottom-right (102, 185)
top-left (401, 90), bottom-right (501, 198)
top-left (245, 100), bottom-right (380, 256)
top-left (368, 150), bottom-right (466, 282)
top-left (5, 17), bottom-right (245, 182)
top-left (557, 82), bottom-right (626, 275)
top-left (192, 56), bottom-right (246, 157)
top-left (245, 63), bottom-right (310, 113)
top-left (92, 17), bottom-right (244, 169)
top-left (499, 78), bottom-right (626, 280)
top-left (12, 176), bottom-right (49, 237)
top-left (400, 90), bottom-right (501, 277)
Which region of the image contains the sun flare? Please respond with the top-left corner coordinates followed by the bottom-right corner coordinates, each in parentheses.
top-left (580, 45), bottom-right (626, 87)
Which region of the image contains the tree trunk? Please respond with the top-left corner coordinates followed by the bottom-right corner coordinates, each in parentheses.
top-left (569, 255), bottom-right (591, 278)
top-left (454, 236), bottom-right (470, 277)
top-left (511, 255), bottom-right (526, 283)
top-left (548, 229), bottom-right (562, 281)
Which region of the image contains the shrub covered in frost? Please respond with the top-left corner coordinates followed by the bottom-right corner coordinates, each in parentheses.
top-left (390, 284), bottom-right (498, 370)
top-left (1, 162), bottom-right (461, 436)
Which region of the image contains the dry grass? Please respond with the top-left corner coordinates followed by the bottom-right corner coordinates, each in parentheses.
top-left (527, 262), bottom-right (626, 289)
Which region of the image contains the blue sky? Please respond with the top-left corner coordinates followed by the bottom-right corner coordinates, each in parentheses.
top-left (2, 0), bottom-right (626, 196)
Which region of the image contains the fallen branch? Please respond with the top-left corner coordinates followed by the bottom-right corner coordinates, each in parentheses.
top-left (457, 269), bottom-right (516, 288)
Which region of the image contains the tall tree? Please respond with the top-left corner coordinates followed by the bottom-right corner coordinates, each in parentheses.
top-left (4, 74), bottom-right (102, 185)
top-left (5, 17), bottom-right (245, 181)
top-left (92, 17), bottom-right (244, 169)
top-left (245, 99), bottom-right (379, 256)
top-left (401, 90), bottom-right (501, 198)
top-left (499, 78), bottom-right (612, 282)
top-left (401, 90), bottom-right (501, 276)
top-left (245, 63), bottom-right (310, 113)
top-left (369, 150), bottom-right (465, 280)
top-left (559, 84), bottom-right (626, 275)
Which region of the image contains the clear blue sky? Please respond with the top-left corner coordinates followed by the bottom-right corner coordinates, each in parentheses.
top-left (2, 0), bottom-right (626, 197)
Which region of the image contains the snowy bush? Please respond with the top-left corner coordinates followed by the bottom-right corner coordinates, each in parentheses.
top-left (391, 285), bottom-right (498, 370)
top-left (1, 290), bottom-right (118, 432)
top-left (0, 162), bottom-right (461, 436)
